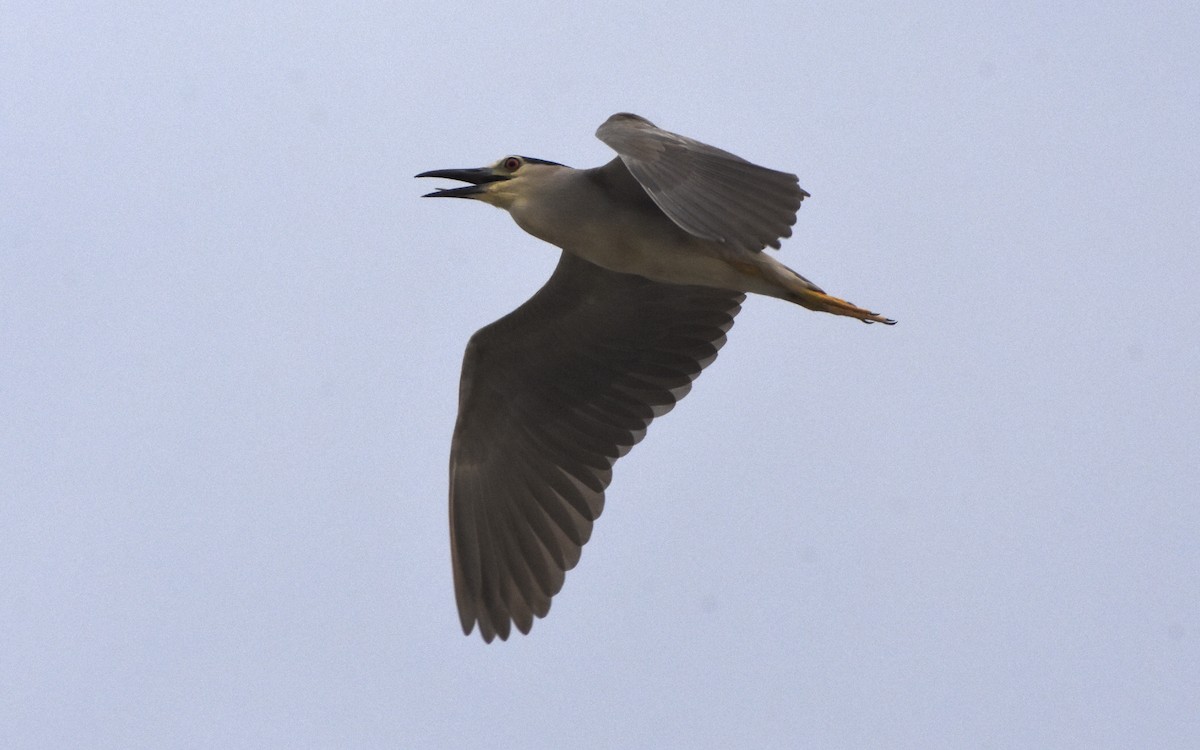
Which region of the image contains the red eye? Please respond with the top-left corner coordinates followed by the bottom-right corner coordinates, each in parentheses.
top-left (503, 156), bottom-right (521, 171)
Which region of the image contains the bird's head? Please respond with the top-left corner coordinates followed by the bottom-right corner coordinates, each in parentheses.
top-left (417, 156), bottom-right (567, 210)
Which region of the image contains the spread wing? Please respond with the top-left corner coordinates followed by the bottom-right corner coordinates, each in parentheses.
top-left (449, 252), bottom-right (744, 642)
top-left (595, 112), bottom-right (808, 253)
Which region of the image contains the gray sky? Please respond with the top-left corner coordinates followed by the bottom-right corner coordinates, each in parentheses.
top-left (3, 2), bottom-right (1198, 748)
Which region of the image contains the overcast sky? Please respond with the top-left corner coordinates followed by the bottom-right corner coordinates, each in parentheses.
top-left (3, 2), bottom-right (1198, 748)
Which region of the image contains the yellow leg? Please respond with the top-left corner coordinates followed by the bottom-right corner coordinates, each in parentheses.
top-left (725, 258), bottom-right (895, 325)
top-left (785, 287), bottom-right (896, 325)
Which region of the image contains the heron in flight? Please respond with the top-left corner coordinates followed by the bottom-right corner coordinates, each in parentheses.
top-left (418, 112), bottom-right (893, 642)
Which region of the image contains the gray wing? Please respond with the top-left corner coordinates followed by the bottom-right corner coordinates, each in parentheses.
top-left (450, 252), bottom-right (744, 642)
top-left (595, 112), bottom-right (808, 253)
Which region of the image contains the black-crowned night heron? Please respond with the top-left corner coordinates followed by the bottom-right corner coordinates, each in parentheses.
top-left (418, 112), bottom-right (894, 642)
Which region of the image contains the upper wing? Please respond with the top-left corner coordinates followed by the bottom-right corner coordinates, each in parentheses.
top-left (449, 252), bottom-right (744, 642)
top-left (595, 112), bottom-right (808, 253)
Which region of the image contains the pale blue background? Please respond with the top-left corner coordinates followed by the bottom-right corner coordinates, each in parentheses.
top-left (3, 2), bottom-right (1198, 748)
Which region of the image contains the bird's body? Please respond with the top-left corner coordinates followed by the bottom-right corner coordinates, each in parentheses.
top-left (508, 159), bottom-right (776, 295)
top-left (418, 113), bottom-right (893, 642)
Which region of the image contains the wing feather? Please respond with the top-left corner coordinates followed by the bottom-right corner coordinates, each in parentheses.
top-left (449, 252), bottom-right (743, 641)
top-left (596, 112), bottom-right (808, 252)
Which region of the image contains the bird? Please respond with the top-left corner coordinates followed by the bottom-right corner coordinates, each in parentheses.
top-left (418, 112), bottom-right (893, 642)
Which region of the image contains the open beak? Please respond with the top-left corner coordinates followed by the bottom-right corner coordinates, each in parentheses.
top-left (415, 167), bottom-right (510, 199)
